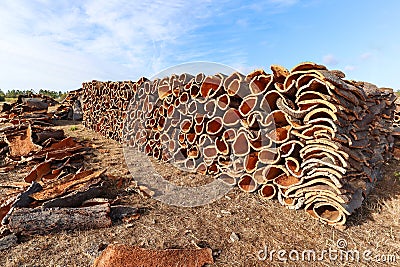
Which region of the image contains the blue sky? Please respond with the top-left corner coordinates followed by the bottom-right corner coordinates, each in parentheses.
top-left (0, 0), bottom-right (399, 91)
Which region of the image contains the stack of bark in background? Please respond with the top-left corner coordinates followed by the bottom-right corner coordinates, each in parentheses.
top-left (81, 62), bottom-right (397, 226)
top-left (54, 88), bottom-right (84, 120)
top-left (82, 79), bottom-right (147, 141)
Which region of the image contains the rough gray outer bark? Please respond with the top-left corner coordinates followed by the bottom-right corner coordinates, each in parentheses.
top-left (7, 203), bottom-right (111, 235)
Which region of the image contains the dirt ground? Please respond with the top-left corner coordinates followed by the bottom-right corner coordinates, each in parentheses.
top-left (1, 120), bottom-right (399, 267)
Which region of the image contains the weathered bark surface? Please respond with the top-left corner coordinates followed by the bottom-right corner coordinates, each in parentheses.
top-left (21, 98), bottom-right (49, 111)
top-left (0, 234), bottom-right (18, 251)
top-left (7, 203), bottom-right (111, 235)
top-left (42, 184), bottom-right (105, 209)
top-left (109, 205), bottom-right (138, 221)
top-left (93, 244), bottom-right (214, 267)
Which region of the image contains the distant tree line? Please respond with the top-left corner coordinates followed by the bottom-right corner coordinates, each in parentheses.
top-left (0, 89), bottom-right (67, 102)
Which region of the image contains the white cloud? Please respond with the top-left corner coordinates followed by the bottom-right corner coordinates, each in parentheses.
top-left (360, 52), bottom-right (373, 60)
top-left (0, 0), bottom-right (301, 91)
top-left (268, 0), bottom-right (298, 6)
top-left (344, 65), bottom-right (356, 71)
top-left (322, 54), bottom-right (339, 66)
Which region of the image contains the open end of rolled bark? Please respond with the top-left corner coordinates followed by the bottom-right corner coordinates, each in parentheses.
top-left (188, 101), bottom-right (198, 114)
top-left (239, 96), bottom-right (258, 117)
top-left (261, 90), bottom-right (285, 112)
top-left (190, 84), bottom-right (200, 98)
top-left (279, 140), bottom-right (303, 158)
top-left (144, 143), bottom-right (153, 155)
top-left (204, 99), bottom-right (217, 117)
top-left (206, 117), bottom-right (224, 135)
top-left (223, 108), bottom-right (241, 126)
top-left (249, 74), bottom-right (272, 95)
top-left (215, 138), bottom-right (229, 155)
top-left (200, 75), bottom-right (222, 98)
top-left (232, 131), bottom-right (250, 156)
top-left (216, 94), bottom-right (230, 110)
top-left (223, 128), bottom-right (237, 142)
top-left (263, 165), bottom-right (287, 182)
top-left (226, 80), bottom-right (250, 98)
top-left (173, 98), bottom-right (180, 108)
top-left (143, 80), bottom-right (152, 95)
top-left (178, 132), bottom-right (186, 145)
top-left (157, 116), bottom-right (166, 131)
top-left (252, 167), bottom-right (266, 184)
top-left (238, 174), bottom-right (258, 192)
top-left (195, 73), bottom-right (206, 84)
top-left (158, 84), bottom-right (171, 100)
top-left (267, 125), bottom-right (291, 143)
top-left (301, 125), bottom-right (335, 140)
top-left (186, 133), bottom-right (197, 144)
top-left (296, 91), bottom-right (329, 104)
top-left (194, 124), bottom-right (204, 135)
top-left (285, 157), bottom-right (302, 177)
top-left (258, 184), bottom-right (276, 200)
top-left (203, 145), bottom-right (218, 159)
top-left (180, 119), bottom-right (193, 133)
top-left (208, 162), bottom-right (219, 174)
top-left (179, 92), bottom-right (189, 104)
top-left (244, 152), bottom-right (259, 173)
top-left (179, 73), bottom-right (194, 84)
top-left (159, 133), bottom-right (170, 144)
top-left (167, 139), bottom-right (177, 152)
top-left (184, 158), bottom-right (196, 170)
top-left (137, 86), bottom-right (145, 99)
top-left (274, 174), bottom-right (301, 188)
top-left (217, 172), bottom-right (237, 186)
top-left (224, 72), bottom-right (244, 89)
top-left (187, 145), bottom-right (200, 159)
top-left (298, 78), bottom-right (331, 97)
top-left (303, 108), bottom-right (337, 124)
top-left (196, 162), bottom-right (207, 175)
top-left (265, 110), bottom-right (289, 127)
top-left (259, 148), bottom-right (280, 164)
top-left (217, 155), bottom-right (232, 168)
top-left (194, 113), bottom-right (205, 124)
top-left (306, 203), bottom-right (341, 224)
top-left (166, 105), bottom-right (175, 118)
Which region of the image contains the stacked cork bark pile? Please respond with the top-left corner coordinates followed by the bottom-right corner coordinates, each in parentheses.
top-left (81, 62), bottom-right (397, 226)
top-left (393, 97), bottom-right (400, 159)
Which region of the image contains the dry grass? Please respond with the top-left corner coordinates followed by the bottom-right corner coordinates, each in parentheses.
top-left (1, 121), bottom-right (399, 267)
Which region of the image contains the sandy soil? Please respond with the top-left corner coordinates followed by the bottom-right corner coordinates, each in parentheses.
top-left (1, 120), bottom-right (399, 267)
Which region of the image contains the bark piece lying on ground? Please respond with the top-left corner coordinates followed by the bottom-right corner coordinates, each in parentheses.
top-left (7, 203), bottom-right (111, 235)
top-left (12, 182), bottom-right (43, 208)
top-left (24, 160), bottom-right (53, 183)
top-left (21, 98), bottom-right (49, 111)
top-left (92, 244), bottom-right (214, 267)
top-left (4, 125), bottom-right (41, 157)
top-left (42, 183), bottom-right (105, 209)
top-left (30, 169), bottom-right (105, 201)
